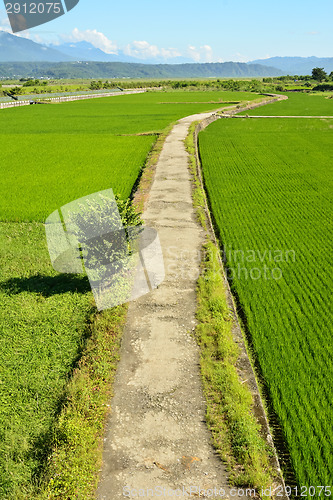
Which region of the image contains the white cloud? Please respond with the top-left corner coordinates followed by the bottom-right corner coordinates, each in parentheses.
top-left (0, 9), bottom-right (11, 32)
top-left (0, 20), bottom-right (221, 64)
top-left (20, 31), bottom-right (44, 44)
top-left (0, 15), bottom-right (46, 44)
top-left (124, 40), bottom-right (182, 61)
top-left (232, 52), bottom-right (250, 63)
top-left (161, 47), bottom-right (182, 59)
top-left (0, 25), bottom-right (11, 33)
top-left (187, 44), bottom-right (214, 62)
top-left (307, 31), bottom-right (319, 36)
top-left (202, 44), bottom-right (213, 61)
top-left (124, 40), bottom-right (160, 59)
top-left (61, 28), bottom-right (118, 54)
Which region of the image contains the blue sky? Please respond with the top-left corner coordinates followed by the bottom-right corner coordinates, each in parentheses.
top-left (1, 0), bottom-right (332, 61)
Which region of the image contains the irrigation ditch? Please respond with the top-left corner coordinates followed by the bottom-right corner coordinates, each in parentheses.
top-left (0, 89), bottom-right (145, 109)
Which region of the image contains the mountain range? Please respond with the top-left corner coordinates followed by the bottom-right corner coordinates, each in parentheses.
top-left (48, 41), bottom-right (194, 65)
top-left (0, 31), bottom-right (204, 64)
top-left (0, 30), bottom-right (73, 62)
top-left (0, 31), bottom-right (332, 77)
top-left (0, 61), bottom-right (284, 79)
top-left (251, 56), bottom-right (333, 75)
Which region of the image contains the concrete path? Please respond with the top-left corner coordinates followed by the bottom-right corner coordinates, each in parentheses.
top-left (97, 111), bottom-right (243, 499)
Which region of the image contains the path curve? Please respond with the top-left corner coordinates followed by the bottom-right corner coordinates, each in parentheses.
top-left (97, 110), bottom-right (244, 499)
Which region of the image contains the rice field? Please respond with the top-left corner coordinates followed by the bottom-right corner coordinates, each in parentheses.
top-left (198, 113), bottom-right (333, 488)
top-left (0, 222), bottom-right (94, 497)
top-left (241, 92), bottom-right (333, 116)
top-left (0, 134), bottom-right (156, 221)
top-left (0, 88), bottom-right (122, 103)
top-left (0, 91), bottom-right (258, 222)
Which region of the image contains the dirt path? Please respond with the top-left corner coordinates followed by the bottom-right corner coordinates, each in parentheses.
top-left (97, 111), bottom-right (245, 499)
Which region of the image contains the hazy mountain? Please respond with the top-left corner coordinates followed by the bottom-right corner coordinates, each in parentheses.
top-left (0, 31), bottom-right (283, 76)
top-left (0, 61), bottom-right (283, 79)
top-left (51, 41), bottom-right (194, 64)
top-left (0, 31), bottom-right (73, 62)
top-left (49, 41), bottom-right (133, 62)
top-left (1, 30), bottom-right (332, 76)
top-left (250, 56), bottom-right (333, 75)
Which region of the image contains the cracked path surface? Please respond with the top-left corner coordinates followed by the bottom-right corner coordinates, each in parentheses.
top-left (97, 112), bottom-right (242, 499)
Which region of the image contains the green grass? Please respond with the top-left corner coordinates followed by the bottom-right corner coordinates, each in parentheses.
top-left (0, 222), bottom-right (94, 497)
top-left (150, 90), bottom-right (259, 103)
top-left (38, 304), bottom-right (127, 500)
top-left (242, 92), bottom-right (333, 115)
top-left (196, 242), bottom-right (272, 488)
top-left (0, 91), bottom-right (258, 222)
top-left (0, 134), bottom-right (156, 221)
top-left (0, 222), bottom-right (127, 499)
top-left (0, 90), bottom-right (258, 135)
top-left (198, 115), bottom-right (333, 488)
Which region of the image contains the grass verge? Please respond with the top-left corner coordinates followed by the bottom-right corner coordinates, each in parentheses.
top-left (37, 305), bottom-right (127, 499)
top-left (184, 122), bottom-right (207, 230)
top-left (196, 241), bottom-right (272, 487)
top-left (133, 122), bottom-right (175, 212)
top-left (185, 122), bottom-right (274, 488)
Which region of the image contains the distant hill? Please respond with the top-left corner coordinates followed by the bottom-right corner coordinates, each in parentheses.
top-left (1, 30), bottom-right (332, 77)
top-left (0, 30), bottom-right (281, 77)
top-left (50, 41), bottom-right (194, 64)
top-left (49, 41), bottom-right (137, 63)
top-left (0, 61), bottom-right (283, 79)
top-left (0, 31), bottom-right (73, 62)
top-left (0, 30), bottom-right (284, 79)
top-left (250, 56), bottom-right (333, 75)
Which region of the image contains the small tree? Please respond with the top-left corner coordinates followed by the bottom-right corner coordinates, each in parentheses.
top-left (89, 80), bottom-right (103, 90)
top-left (312, 67), bottom-right (327, 82)
top-left (8, 86), bottom-right (23, 95)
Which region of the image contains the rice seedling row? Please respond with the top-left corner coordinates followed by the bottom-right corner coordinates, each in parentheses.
top-left (198, 115), bottom-right (333, 488)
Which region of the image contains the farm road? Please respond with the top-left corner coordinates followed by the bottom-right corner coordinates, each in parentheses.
top-left (97, 110), bottom-right (244, 499)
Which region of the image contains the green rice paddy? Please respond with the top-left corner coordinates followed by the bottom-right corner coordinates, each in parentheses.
top-left (242, 92), bottom-right (333, 115)
top-left (198, 111), bottom-right (333, 488)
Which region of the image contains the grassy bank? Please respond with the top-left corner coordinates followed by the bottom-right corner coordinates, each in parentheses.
top-left (185, 122), bottom-right (274, 488)
top-left (197, 241), bottom-right (272, 487)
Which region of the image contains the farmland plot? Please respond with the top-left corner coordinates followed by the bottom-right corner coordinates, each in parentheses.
top-left (241, 92), bottom-right (333, 116)
top-left (198, 116), bottom-right (333, 487)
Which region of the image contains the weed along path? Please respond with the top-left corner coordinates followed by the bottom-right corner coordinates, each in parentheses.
top-left (97, 110), bottom-right (245, 499)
